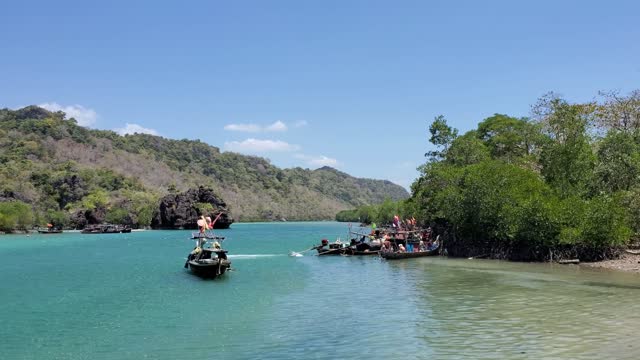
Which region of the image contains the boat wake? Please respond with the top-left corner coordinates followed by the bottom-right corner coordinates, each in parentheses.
top-left (227, 254), bottom-right (282, 259)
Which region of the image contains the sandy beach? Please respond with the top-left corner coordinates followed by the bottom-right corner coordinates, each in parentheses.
top-left (582, 252), bottom-right (640, 273)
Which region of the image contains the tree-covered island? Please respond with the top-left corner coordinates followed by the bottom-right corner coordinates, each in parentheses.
top-left (337, 90), bottom-right (640, 262)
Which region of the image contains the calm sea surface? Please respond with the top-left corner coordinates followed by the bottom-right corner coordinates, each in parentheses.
top-left (1, 222), bottom-right (640, 359)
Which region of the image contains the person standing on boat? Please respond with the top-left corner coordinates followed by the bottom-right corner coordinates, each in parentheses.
top-left (197, 216), bottom-right (206, 233)
top-left (196, 216), bottom-right (208, 248)
top-left (393, 215), bottom-right (400, 229)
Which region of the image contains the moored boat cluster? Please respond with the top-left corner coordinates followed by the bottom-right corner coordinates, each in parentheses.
top-left (313, 227), bottom-right (440, 260)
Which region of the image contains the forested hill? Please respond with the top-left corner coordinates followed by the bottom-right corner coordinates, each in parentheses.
top-left (0, 106), bottom-right (408, 228)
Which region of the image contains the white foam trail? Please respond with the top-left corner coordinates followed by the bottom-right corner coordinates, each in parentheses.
top-left (227, 254), bottom-right (282, 259)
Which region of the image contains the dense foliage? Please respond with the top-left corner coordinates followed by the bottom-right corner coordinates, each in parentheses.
top-left (338, 90), bottom-right (640, 261)
top-left (0, 106), bottom-right (408, 231)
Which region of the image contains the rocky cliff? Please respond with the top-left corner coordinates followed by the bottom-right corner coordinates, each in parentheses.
top-left (152, 187), bottom-right (234, 229)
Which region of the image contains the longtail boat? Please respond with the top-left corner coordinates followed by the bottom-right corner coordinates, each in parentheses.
top-left (379, 235), bottom-right (441, 260)
top-left (37, 229), bottom-right (62, 234)
top-left (186, 248), bottom-right (231, 278)
top-left (316, 238), bottom-right (346, 256)
top-left (185, 231), bottom-right (231, 279)
top-left (342, 233), bottom-right (381, 256)
top-left (81, 224), bottom-right (131, 234)
top-left (379, 242), bottom-right (440, 260)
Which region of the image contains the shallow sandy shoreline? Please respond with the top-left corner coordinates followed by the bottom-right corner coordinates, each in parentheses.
top-left (581, 253), bottom-right (640, 273)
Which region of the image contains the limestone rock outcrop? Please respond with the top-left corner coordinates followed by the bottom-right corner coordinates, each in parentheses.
top-left (152, 186), bottom-right (233, 229)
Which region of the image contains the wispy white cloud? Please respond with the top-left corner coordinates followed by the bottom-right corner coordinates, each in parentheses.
top-left (224, 120), bottom-right (291, 133)
top-left (294, 154), bottom-right (340, 168)
top-left (224, 123), bottom-right (261, 132)
top-left (115, 123), bottom-right (159, 136)
top-left (265, 120), bottom-right (287, 132)
top-left (39, 102), bottom-right (97, 126)
top-left (293, 120), bottom-right (308, 128)
top-left (224, 138), bottom-right (300, 153)
top-left (309, 156), bottom-right (339, 167)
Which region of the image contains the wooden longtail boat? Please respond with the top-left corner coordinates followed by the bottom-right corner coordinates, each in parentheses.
top-left (316, 238), bottom-right (347, 256)
top-left (342, 249), bottom-right (379, 256)
top-left (315, 232), bottom-right (383, 256)
top-left (342, 232), bottom-right (381, 256)
top-left (186, 248), bottom-right (231, 278)
top-left (81, 224), bottom-right (131, 234)
top-left (37, 229), bottom-right (62, 234)
top-left (185, 231), bottom-right (231, 279)
top-left (379, 242), bottom-right (440, 260)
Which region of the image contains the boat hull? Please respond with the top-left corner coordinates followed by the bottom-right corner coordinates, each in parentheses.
top-left (343, 249), bottom-right (380, 256)
top-left (188, 259), bottom-right (231, 279)
top-left (317, 248), bottom-right (344, 256)
top-left (37, 230), bottom-right (62, 234)
top-left (81, 225), bottom-right (132, 234)
top-left (380, 245), bottom-right (440, 260)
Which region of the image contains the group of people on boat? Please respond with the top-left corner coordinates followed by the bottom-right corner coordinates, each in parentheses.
top-left (392, 215), bottom-right (418, 231)
top-left (314, 222), bottom-right (439, 257)
top-left (377, 226), bottom-right (437, 254)
top-left (380, 237), bottom-right (437, 253)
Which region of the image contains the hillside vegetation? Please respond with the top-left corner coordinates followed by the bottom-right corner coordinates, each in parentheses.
top-left (0, 106), bottom-right (408, 231)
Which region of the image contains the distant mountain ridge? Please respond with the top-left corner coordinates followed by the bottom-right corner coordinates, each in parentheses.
top-left (0, 106), bottom-right (408, 226)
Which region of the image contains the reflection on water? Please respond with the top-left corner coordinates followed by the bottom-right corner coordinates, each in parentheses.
top-left (1, 224), bottom-right (639, 360)
top-left (238, 256), bottom-right (640, 360)
top-left (406, 258), bottom-right (640, 360)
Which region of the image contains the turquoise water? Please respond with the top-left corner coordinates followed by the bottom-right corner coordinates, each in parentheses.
top-left (2, 222), bottom-right (640, 359)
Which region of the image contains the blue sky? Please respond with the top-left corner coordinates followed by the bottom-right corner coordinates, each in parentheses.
top-left (1, 1), bottom-right (639, 189)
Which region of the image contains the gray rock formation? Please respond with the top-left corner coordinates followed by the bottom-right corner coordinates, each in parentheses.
top-left (151, 186), bottom-right (233, 229)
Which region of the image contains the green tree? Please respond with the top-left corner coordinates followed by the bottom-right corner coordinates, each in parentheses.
top-left (357, 205), bottom-right (376, 224)
top-left (125, 190), bottom-right (158, 227)
top-left (592, 130), bottom-right (640, 193)
top-left (105, 208), bottom-right (129, 224)
top-left (46, 210), bottom-right (70, 228)
top-left (534, 94), bottom-right (596, 197)
top-left (0, 201), bottom-right (33, 232)
top-left (335, 209), bottom-right (359, 222)
top-left (195, 202), bottom-right (214, 216)
top-left (80, 189), bottom-right (109, 210)
top-left (477, 114), bottom-right (543, 162)
top-left (445, 131), bottom-right (490, 166)
top-left (426, 115), bottom-right (458, 160)
top-left (375, 198), bottom-right (398, 225)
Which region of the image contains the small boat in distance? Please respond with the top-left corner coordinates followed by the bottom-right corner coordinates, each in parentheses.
top-left (37, 228), bottom-right (63, 234)
top-left (37, 223), bottom-right (62, 234)
top-left (81, 224), bottom-right (132, 234)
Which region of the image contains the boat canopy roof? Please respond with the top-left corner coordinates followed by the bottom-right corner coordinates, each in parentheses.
top-left (202, 248), bottom-right (228, 254)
